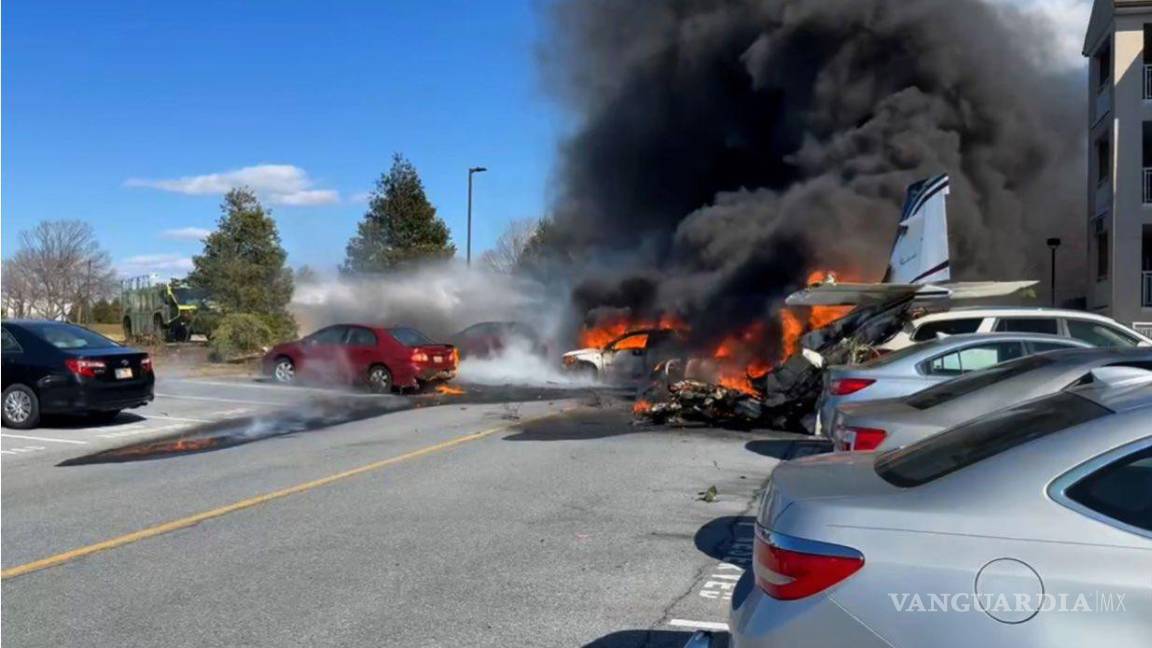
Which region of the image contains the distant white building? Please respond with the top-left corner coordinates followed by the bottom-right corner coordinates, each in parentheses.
top-left (1083, 0), bottom-right (1152, 335)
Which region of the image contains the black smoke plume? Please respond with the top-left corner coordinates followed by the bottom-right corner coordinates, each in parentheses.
top-left (539, 0), bottom-right (1085, 346)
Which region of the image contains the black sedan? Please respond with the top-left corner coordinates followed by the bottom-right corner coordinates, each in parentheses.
top-left (1, 320), bottom-right (155, 429)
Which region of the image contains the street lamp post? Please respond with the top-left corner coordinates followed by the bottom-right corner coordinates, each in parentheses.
top-left (1047, 237), bottom-right (1062, 307)
top-left (467, 166), bottom-right (487, 266)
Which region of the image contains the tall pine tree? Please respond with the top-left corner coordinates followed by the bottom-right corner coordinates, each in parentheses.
top-left (343, 154), bottom-right (455, 273)
top-left (189, 188), bottom-right (296, 337)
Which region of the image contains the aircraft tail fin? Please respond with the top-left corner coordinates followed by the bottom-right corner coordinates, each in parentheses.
top-left (883, 174), bottom-right (951, 285)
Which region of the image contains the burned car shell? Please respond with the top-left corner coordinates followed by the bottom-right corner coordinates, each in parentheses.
top-left (563, 329), bottom-right (684, 383)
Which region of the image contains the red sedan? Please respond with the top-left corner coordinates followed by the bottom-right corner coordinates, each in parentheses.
top-left (262, 325), bottom-right (457, 393)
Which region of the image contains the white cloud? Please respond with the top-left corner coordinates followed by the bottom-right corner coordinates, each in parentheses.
top-left (160, 227), bottom-right (212, 241)
top-left (349, 191), bottom-right (373, 204)
top-left (125, 164), bottom-right (341, 206)
top-left (118, 253), bottom-right (194, 278)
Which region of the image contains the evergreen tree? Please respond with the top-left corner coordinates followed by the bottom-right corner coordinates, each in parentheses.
top-left (189, 188), bottom-right (296, 338)
top-left (343, 154), bottom-right (455, 273)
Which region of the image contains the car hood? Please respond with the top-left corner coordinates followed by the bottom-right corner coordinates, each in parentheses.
top-left (563, 347), bottom-right (600, 359)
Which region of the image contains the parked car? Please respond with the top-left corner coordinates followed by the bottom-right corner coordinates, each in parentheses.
top-left (815, 333), bottom-right (1091, 437)
top-left (562, 328), bottom-right (685, 383)
top-left (262, 324), bottom-right (456, 393)
top-left (878, 307), bottom-right (1152, 352)
top-left (724, 380), bottom-right (1152, 648)
top-left (450, 321), bottom-right (547, 359)
top-left (831, 347), bottom-right (1152, 451)
top-left (1, 320), bottom-right (154, 429)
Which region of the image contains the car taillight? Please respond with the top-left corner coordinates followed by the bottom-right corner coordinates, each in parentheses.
top-left (411, 351), bottom-right (429, 363)
top-left (830, 378), bottom-right (875, 396)
top-left (65, 358), bottom-right (107, 377)
top-left (140, 356), bottom-right (153, 373)
top-left (753, 527), bottom-right (864, 600)
top-left (834, 426), bottom-right (888, 452)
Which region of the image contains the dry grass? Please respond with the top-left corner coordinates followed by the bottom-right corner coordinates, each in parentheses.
top-left (86, 322), bottom-right (126, 342)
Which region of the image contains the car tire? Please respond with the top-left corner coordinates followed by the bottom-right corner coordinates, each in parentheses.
top-left (272, 356), bottom-right (296, 384)
top-left (367, 364), bottom-right (393, 394)
top-left (88, 410), bottom-right (121, 424)
top-left (2, 384), bottom-right (41, 429)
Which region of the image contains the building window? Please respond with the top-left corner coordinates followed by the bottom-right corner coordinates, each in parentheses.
top-left (1096, 218), bottom-right (1110, 281)
top-left (1145, 122), bottom-right (1151, 203)
top-left (1097, 136), bottom-right (1111, 185)
top-left (1096, 41), bottom-right (1112, 92)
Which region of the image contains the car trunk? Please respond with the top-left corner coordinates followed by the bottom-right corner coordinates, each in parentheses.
top-left (760, 453), bottom-right (901, 529)
top-left (64, 348), bottom-right (151, 386)
top-left (413, 344), bottom-right (457, 371)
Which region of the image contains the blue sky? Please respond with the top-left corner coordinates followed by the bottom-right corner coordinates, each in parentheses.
top-left (2, 1), bottom-right (1089, 279)
top-left (2, 1), bottom-right (564, 277)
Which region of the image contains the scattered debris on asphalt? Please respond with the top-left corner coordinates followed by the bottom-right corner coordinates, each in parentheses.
top-left (698, 485), bottom-right (718, 502)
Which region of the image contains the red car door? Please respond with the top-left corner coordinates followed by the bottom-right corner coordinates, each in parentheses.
top-left (297, 325), bottom-right (348, 382)
top-left (339, 326), bottom-right (382, 383)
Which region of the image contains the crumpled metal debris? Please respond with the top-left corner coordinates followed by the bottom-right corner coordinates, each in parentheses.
top-left (635, 379), bottom-right (763, 427)
top-left (634, 297), bottom-right (918, 431)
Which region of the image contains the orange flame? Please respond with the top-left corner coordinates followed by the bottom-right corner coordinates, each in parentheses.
top-left (707, 269), bottom-right (854, 396)
top-left (435, 384), bottom-right (465, 395)
top-left (578, 312), bottom-right (687, 349)
top-left (632, 399), bottom-right (652, 415)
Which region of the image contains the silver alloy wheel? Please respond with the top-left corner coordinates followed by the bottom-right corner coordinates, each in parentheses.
top-left (274, 359), bottom-right (295, 383)
top-left (368, 367), bottom-right (391, 392)
top-left (5, 390), bottom-right (32, 424)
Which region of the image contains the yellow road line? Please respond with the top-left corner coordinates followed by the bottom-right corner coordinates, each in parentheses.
top-left (1, 409), bottom-right (569, 580)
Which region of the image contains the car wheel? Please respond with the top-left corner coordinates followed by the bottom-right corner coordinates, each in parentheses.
top-left (88, 410), bottom-right (121, 424)
top-left (272, 357), bottom-right (296, 384)
top-left (367, 365), bottom-right (392, 394)
top-left (2, 385), bottom-right (40, 429)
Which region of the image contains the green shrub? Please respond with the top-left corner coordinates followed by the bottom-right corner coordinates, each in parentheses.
top-left (208, 313), bottom-right (273, 361)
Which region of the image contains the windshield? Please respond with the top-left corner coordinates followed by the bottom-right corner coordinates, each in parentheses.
top-left (389, 327), bottom-right (434, 347)
top-left (876, 392), bottom-right (1111, 487)
top-left (24, 323), bottom-right (120, 350)
top-left (172, 287), bottom-right (207, 306)
top-left (905, 354), bottom-right (1054, 410)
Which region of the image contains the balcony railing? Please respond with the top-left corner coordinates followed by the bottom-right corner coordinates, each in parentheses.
top-left (1144, 271), bottom-right (1152, 308)
top-left (1146, 64), bottom-right (1152, 100)
top-left (1145, 167), bottom-right (1152, 204)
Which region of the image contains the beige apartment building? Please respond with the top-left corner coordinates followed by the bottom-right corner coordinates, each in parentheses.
top-left (1084, 0), bottom-right (1152, 335)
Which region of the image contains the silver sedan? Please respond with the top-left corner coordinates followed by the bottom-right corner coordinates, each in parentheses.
top-left (728, 380), bottom-right (1152, 647)
top-left (815, 332), bottom-right (1092, 442)
top-left (832, 347), bottom-right (1152, 452)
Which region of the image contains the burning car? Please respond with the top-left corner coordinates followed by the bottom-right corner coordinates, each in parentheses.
top-left (562, 328), bottom-right (685, 383)
top-left (263, 324), bottom-right (457, 393)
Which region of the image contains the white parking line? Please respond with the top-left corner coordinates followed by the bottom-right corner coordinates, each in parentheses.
top-left (0, 433), bottom-right (88, 445)
top-left (668, 619), bottom-right (729, 631)
top-left (163, 378), bottom-right (382, 398)
top-left (154, 393), bottom-right (282, 406)
top-left (96, 424), bottom-right (188, 439)
top-left (136, 413), bottom-right (212, 423)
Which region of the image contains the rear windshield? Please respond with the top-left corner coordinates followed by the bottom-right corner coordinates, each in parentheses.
top-left (859, 338), bottom-right (946, 368)
top-left (876, 392), bottom-right (1111, 487)
top-left (906, 355), bottom-right (1054, 410)
top-left (22, 323), bottom-right (120, 350)
top-left (389, 327), bottom-right (433, 347)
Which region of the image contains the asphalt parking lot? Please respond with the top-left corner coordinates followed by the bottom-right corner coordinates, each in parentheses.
top-left (0, 375), bottom-right (403, 466)
top-left (0, 375), bottom-right (820, 646)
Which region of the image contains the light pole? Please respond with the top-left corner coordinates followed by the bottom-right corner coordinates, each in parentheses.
top-left (1047, 237), bottom-right (1062, 307)
top-left (467, 166), bottom-right (487, 266)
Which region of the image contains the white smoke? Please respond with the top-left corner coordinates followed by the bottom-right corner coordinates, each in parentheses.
top-left (457, 339), bottom-right (598, 387)
top-left (291, 262), bottom-right (562, 341)
top-left (289, 262), bottom-right (587, 387)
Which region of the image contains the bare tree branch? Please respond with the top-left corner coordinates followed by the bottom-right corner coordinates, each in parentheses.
top-left (7, 220), bottom-right (118, 320)
top-left (480, 218), bottom-right (541, 273)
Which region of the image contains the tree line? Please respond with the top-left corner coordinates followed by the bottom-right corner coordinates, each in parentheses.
top-left (2, 153), bottom-right (545, 348)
